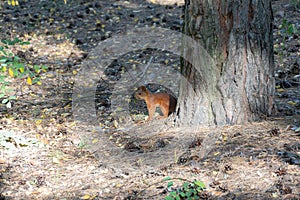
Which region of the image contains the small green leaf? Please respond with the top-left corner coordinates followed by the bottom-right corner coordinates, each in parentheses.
top-left (163, 176), bottom-right (171, 181)
top-left (13, 38), bottom-right (21, 44)
top-left (179, 191), bottom-right (186, 197)
top-left (287, 24), bottom-right (297, 35)
top-left (32, 77), bottom-right (41, 84)
top-left (42, 65), bottom-right (48, 72)
top-left (185, 190), bottom-right (192, 197)
top-left (282, 19), bottom-right (287, 27)
top-left (194, 180), bottom-right (205, 189)
top-left (2, 98), bottom-right (9, 104)
top-left (8, 95), bottom-right (16, 100)
top-left (167, 181), bottom-right (174, 188)
top-left (183, 182), bottom-right (189, 190)
top-left (164, 196), bottom-right (174, 200)
top-left (33, 65), bottom-right (40, 72)
top-left (191, 188), bottom-right (197, 194)
top-left (169, 191), bottom-right (177, 196)
top-left (13, 56), bottom-right (20, 62)
top-left (0, 58), bottom-right (8, 63)
top-left (20, 41), bottom-right (30, 45)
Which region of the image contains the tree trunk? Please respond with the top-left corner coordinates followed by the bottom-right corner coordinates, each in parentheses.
top-left (178, 0), bottom-right (275, 126)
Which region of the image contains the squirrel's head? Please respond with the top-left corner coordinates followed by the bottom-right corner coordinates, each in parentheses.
top-left (135, 85), bottom-right (148, 99)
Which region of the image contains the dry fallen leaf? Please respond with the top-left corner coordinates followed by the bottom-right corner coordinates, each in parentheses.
top-left (0, 158), bottom-right (6, 164)
top-left (52, 157), bottom-right (61, 164)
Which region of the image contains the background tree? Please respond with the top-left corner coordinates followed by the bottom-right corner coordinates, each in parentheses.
top-left (177, 0), bottom-right (276, 126)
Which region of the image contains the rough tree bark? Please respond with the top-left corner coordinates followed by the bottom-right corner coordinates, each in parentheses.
top-left (177, 0), bottom-right (276, 126)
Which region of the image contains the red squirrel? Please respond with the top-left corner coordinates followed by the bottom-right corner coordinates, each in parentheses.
top-left (135, 85), bottom-right (177, 121)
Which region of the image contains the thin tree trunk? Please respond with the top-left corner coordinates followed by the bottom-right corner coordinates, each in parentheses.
top-left (178, 0), bottom-right (276, 126)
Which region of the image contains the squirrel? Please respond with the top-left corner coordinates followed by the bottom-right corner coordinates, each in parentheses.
top-left (135, 85), bottom-right (177, 121)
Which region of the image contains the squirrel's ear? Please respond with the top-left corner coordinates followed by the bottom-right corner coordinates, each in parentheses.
top-left (141, 85), bottom-right (147, 91)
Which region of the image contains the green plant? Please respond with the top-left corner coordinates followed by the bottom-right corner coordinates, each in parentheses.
top-left (275, 18), bottom-right (298, 65)
top-left (135, 176), bottom-right (206, 199)
top-left (0, 38), bottom-right (47, 108)
top-left (290, 0), bottom-right (300, 9)
top-left (78, 140), bottom-right (86, 149)
top-left (280, 19), bottom-right (298, 37)
top-left (164, 177), bottom-right (206, 200)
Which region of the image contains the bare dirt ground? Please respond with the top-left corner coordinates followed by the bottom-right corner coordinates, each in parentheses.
top-left (0, 0), bottom-right (299, 199)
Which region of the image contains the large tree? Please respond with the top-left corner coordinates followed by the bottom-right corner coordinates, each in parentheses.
top-left (177, 0), bottom-right (276, 126)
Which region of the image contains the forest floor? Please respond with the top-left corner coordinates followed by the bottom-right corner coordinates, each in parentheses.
top-left (0, 0), bottom-right (299, 199)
